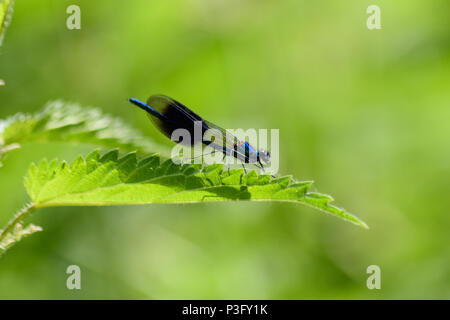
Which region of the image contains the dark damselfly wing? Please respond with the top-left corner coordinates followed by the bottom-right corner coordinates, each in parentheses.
top-left (139, 95), bottom-right (247, 160)
top-left (146, 95), bottom-right (242, 151)
top-left (146, 95), bottom-right (207, 146)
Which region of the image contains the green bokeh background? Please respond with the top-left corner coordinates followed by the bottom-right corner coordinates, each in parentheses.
top-left (1, 0), bottom-right (449, 299)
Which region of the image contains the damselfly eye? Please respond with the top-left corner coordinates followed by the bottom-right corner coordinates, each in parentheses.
top-left (259, 149), bottom-right (271, 164)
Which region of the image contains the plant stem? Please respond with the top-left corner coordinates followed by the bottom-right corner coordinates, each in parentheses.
top-left (1, 143), bottom-right (21, 153)
top-left (0, 203), bottom-right (36, 244)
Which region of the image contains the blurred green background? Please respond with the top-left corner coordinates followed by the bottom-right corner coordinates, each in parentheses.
top-left (1, 0), bottom-right (449, 299)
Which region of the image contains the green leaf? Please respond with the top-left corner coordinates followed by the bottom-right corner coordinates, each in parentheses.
top-left (0, 0), bottom-right (13, 47)
top-left (24, 150), bottom-right (368, 228)
top-left (0, 100), bottom-right (169, 162)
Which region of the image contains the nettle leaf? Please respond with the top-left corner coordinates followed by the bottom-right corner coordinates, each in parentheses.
top-left (24, 150), bottom-right (368, 228)
top-left (0, 100), bottom-right (169, 161)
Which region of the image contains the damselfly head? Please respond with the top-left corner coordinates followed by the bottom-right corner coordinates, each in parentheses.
top-left (258, 149), bottom-right (271, 164)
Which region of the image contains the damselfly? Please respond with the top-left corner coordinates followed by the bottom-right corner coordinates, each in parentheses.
top-left (129, 95), bottom-right (271, 172)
